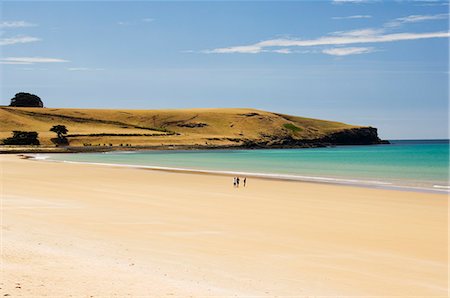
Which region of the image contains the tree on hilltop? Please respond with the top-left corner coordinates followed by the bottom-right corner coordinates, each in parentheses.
top-left (9, 92), bottom-right (44, 108)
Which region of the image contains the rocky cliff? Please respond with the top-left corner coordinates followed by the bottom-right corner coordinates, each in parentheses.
top-left (316, 127), bottom-right (388, 145)
top-left (242, 127), bottom-right (388, 149)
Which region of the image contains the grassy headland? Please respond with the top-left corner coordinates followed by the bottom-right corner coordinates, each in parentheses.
top-left (0, 107), bottom-right (384, 152)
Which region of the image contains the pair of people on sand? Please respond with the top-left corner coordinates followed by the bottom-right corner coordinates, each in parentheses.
top-left (233, 177), bottom-right (246, 188)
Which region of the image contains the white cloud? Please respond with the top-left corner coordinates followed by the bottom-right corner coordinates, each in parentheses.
top-left (142, 18), bottom-right (154, 22)
top-left (331, 28), bottom-right (384, 37)
top-left (0, 21), bottom-right (37, 28)
top-left (385, 13), bottom-right (449, 27)
top-left (204, 31), bottom-right (450, 54)
top-left (0, 61), bottom-right (31, 65)
top-left (271, 48), bottom-right (292, 54)
top-left (201, 11), bottom-right (449, 56)
top-left (332, 15), bottom-right (372, 20)
top-left (322, 47), bottom-right (375, 56)
top-left (0, 35), bottom-right (41, 46)
top-left (203, 45), bottom-right (263, 54)
top-left (0, 57), bottom-right (69, 64)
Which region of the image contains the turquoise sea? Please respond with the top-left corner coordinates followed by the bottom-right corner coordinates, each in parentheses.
top-left (45, 140), bottom-right (449, 192)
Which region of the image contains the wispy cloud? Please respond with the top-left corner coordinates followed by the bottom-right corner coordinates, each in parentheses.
top-left (385, 13), bottom-right (449, 27)
top-left (0, 35), bottom-right (41, 46)
top-left (332, 15), bottom-right (372, 20)
top-left (0, 21), bottom-right (37, 28)
top-left (331, 28), bottom-right (384, 37)
top-left (0, 57), bottom-right (69, 64)
top-left (271, 48), bottom-right (293, 54)
top-left (118, 18), bottom-right (154, 26)
top-left (203, 31), bottom-right (450, 54)
top-left (202, 10), bottom-right (450, 56)
top-left (203, 45), bottom-right (262, 54)
top-left (67, 67), bottom-right (104, 71)
top-left (413, 0), bottom-right (449, 7)
top-left (322, 47), bottom-right (375, 56)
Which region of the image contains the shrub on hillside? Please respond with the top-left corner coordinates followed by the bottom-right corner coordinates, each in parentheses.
top-left (283, 123), bottom-right (302, 132)
top-left (2, 131), bottom-right (40, 145)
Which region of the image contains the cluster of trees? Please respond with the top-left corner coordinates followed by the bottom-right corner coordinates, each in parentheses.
top-left (4, 92), bottom-right (65, 145)
top-left (2, 131), bottom-right (40, 145)
top-left (4, 92), bottom-right (138, 148)
top-left (2, 125), bottom-right (68, 146)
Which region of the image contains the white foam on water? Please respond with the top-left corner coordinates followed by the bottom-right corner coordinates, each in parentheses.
top-left (433, 185), bottom-right (450, 189)
top-left (103, 151), bottom-right (137, 154)
top-left (28, 154), bottom-right (51, 160)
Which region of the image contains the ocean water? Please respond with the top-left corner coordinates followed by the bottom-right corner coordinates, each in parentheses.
top-left (45, 140), bottom-right (449, 192)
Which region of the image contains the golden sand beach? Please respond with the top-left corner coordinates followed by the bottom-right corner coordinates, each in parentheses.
top-left (1, 155), bottom-right (448, 297)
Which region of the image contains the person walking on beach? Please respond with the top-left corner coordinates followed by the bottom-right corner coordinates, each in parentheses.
top-left (236, 177), bottom-right (240, 188)
top-left (233, 177), bottom-right (237, 188)
top-left (243, 177), bottom-right (247, 187)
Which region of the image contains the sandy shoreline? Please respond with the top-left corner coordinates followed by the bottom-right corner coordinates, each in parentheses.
top-left (27, 154), bottom-right (449, 194)
top-left (1, 155), bottom-right (448, 296)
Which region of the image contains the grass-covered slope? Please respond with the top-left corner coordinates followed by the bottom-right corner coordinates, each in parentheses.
top-left (0, 107), bottom-right (380, 148)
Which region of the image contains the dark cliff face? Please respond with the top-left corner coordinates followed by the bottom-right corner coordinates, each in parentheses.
top-left (316, 127), bottom-right (387, 145)
top-left (242, 127), bottom-right (388, 148)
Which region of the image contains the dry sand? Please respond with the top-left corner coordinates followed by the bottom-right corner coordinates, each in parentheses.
top-left (1, 155), bottom-right (448, 297)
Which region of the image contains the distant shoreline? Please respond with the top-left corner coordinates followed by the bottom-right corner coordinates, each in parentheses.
top-left (2, 139), bottom-right (449, 154)
top-left (0, 142), bottom-right (379, 154)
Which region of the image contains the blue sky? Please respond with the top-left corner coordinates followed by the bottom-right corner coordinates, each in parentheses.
top-left (1, 0), bottom-right (448, 139)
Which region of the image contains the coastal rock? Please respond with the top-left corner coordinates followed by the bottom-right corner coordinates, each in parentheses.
top-left (241, 127), bottom-right (388, 149)
top-left (316, 127), bottom-right (389, 145)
